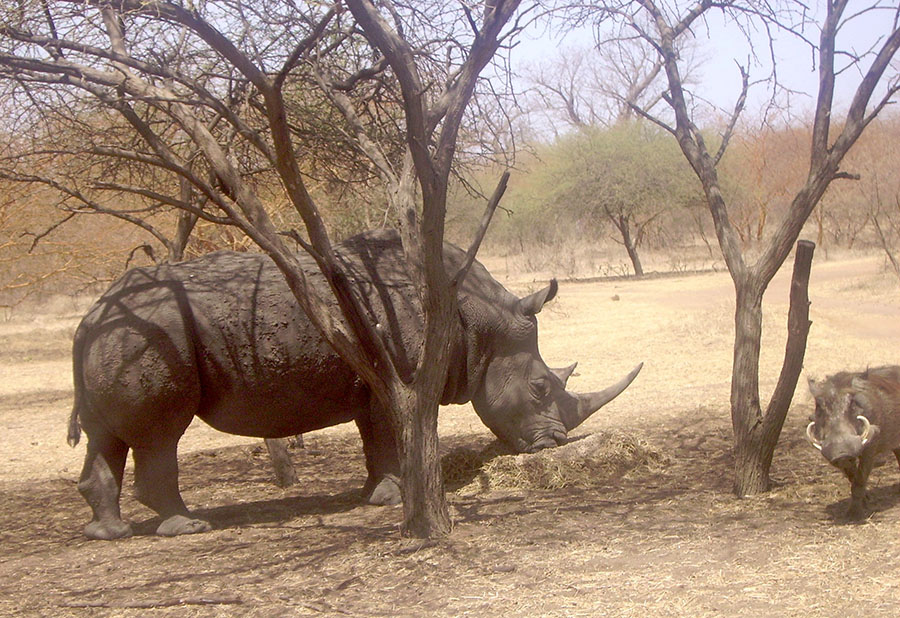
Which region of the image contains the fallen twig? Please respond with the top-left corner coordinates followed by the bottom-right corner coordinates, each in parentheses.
top-left (59, 595), bottom-right (243, 609)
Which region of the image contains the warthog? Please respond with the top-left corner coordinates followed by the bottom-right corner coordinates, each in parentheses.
top-left (807, 365), bottom-right (900, 518)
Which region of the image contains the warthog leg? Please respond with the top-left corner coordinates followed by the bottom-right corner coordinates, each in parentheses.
top-left (844, 453), bottom-right (877, 520)
top-left (78, 431), bottom-right (132, 540)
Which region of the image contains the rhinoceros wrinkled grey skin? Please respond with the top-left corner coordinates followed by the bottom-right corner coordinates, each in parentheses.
top-left (67, 229), bottom-right (642, 540)
top-left (807, 366), bottom-right (900, 519)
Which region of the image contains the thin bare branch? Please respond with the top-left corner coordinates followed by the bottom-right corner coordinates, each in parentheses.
top-left (714, 63), bottom-right (749, 165)
top-left (21, 212), bottom-right (76, 253)
top-left (451, 170), bottom-right (509, 288)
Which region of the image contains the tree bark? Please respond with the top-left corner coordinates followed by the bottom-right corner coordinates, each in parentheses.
top-left (732, 241), bottom-right (814, 495)
top-left (394, 388), bottom-right (452, 537)
top-left (611, 213), bottom-right (644, 276)
top-left (264, 438), bottom-right (298, 488)
top-left (620, 218), bottom-right (644, 276)
top-left (400, 268), bottom-right (459, 537)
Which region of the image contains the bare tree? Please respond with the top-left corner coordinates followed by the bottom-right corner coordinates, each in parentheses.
top-left (525, 37), bottom-right (691, 134)
top-left (867, 176), bottom-right (900, 281)
top-left (0, 0), bottom-right (529, 537)
top-left (575, 0), bottom-right (900, 495)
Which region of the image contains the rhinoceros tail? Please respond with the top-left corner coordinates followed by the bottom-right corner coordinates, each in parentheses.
top-left (67, 325), bottom-right (86, 447)
top-left (67, 407), bottom-right (81, 447)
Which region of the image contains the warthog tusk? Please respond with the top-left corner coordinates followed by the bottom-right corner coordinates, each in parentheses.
top-left (857, 415), bottom-right (872, 447)
top-left (806, 422), bottom-right (823, 451)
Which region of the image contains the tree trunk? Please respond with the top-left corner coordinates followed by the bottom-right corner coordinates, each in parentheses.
top-left (624, 235), bottom-right (644, 277)
top-left (169, 178), bottom-right (198, 263)
top-left (395, 388), bottom-right (451, 537)
top-left (730, 278), bottom-right (765, 493)
top-left (264, 438), bottom-right (298, 488)
top-left (872, 215), bottom-right (900, 281)
top-left (373, 377), bottom-right (451, 538)
top-left (614, 214), bottom-right (644, 277)
top-left (732, 241), bottom-right (815, 495)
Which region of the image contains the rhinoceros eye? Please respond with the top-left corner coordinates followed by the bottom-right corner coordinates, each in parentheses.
top-left (530, 377), bottom-right (551, 400)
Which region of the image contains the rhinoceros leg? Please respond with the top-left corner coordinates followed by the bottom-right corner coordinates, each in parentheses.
top-left (132, 442), bottom-right (211, 536)
top-left (78, 430), bottom-right (132, 540)
top-left (355, 406), bottom-right (401, 506)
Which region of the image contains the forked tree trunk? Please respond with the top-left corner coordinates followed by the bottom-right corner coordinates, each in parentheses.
top-left (612, 214), bottom-right (644, 276)
top-left (390, 286), bottom-right (459, 537)
top-left (731, 241), bottom-right (815, 495)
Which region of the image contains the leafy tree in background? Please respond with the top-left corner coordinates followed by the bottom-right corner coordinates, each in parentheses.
top-left (535, 123), bottom-right (701, 275)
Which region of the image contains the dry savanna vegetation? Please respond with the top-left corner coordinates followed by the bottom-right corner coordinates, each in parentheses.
top-left (1, 248), bottom-right (898, 617)
top-left (1, 1), bottom-right (899, 614)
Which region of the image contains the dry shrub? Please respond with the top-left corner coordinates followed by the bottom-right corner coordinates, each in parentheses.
top-left (443, 431), bottom-right (669, 494)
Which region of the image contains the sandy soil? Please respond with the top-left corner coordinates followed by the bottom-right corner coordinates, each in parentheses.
top-left (1, 252), bottom-right (899, 617)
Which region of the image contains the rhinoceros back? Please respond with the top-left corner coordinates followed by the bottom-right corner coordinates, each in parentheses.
top-left (74, 250), bottom-right (368, 440)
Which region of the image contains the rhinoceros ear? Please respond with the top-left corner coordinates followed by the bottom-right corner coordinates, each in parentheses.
top-left (518, 279), bottom-right (558, 316)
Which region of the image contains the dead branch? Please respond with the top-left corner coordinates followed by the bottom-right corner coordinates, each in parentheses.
top-left (21, 212), bottom-right (76, 253)
top-left (452, 170), bottom-right (509, 287)
top-left (872, 213), bottom-right (900, 280)
top-left (714, 63), bottom-right (750, 165)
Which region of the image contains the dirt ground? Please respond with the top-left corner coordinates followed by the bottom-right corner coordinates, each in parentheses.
top-left (2, 251), bottom-right (899, 617)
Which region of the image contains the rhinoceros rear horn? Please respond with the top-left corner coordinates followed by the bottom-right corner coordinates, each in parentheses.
top-left (551, 362), bottom-right (578, 386)
top-left (563, 363), bottom-right (643, 431)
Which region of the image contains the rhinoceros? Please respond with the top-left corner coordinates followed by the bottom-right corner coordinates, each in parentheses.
top-left (807, 366), bottom-right (900, 518)
top-left (67, 229), bottom-right (641, 540)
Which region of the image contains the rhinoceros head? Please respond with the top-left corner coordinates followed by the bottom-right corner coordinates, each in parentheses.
top-left (459, 278), bottom-right (642, 454)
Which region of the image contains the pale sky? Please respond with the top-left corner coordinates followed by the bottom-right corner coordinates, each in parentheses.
top-left (511, 1), bottom-right (898, 121)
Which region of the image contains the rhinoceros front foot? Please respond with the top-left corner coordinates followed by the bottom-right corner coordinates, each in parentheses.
top-left (365, 474), bottom-right (401, 506)
top-left (156, 515), bottom-right (212, 537)
top-left (84, 519), bottom-right (133, 541)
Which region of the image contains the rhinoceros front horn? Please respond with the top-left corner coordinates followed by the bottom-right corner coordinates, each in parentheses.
top-left (562, 363), bottom-right (643, 432)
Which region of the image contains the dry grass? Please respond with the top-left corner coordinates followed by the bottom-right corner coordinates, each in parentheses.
top-left (444, 432), bottom-right (669, 494)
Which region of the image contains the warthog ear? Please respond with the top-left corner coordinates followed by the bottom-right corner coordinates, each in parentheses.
top-left (518, 279), bottom-right (558, 316)
top-left (851, 376), bottom-right (868, 392)
top-left (808, 377), bottom-right (823, 398)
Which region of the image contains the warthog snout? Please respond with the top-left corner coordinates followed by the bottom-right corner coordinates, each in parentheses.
top-left (806, 415), bottom-right (873, 463)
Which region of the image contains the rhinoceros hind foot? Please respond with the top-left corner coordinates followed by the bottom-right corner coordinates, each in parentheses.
top-left (84, 519), bottom-right (133, 540)
top-left (366, 475), bottom-right (401, 506)
top-left (156, 515), bottom-right (212, 537)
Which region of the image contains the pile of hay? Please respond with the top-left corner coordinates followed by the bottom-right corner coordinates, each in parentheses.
top-left (443, 431), bottom-right (669, 495)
